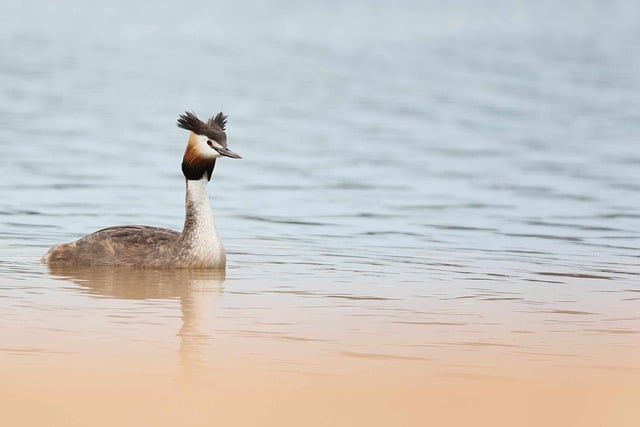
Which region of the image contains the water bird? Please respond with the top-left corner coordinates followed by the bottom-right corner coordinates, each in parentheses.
top-left (42, 111), bottom-right (241, 269)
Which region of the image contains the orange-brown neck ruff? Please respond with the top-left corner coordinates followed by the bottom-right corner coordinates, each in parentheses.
top-left (182, 132), bottom-right (216, 181)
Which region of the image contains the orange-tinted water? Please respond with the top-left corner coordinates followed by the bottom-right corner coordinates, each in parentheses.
top-left (2, 359), bottom-right (638, 427)
top-left (1, 265), bottom-right (638, 426)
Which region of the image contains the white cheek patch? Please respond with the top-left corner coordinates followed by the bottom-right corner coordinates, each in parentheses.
top-left (195, 135), bottom-right (221, 159)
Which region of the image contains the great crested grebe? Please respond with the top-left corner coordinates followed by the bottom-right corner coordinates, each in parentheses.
top-left (42, 111), bottom-right (241, 269)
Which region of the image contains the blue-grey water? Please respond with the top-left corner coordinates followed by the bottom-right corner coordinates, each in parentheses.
top-left (1, 1), bottom-right (639, 424)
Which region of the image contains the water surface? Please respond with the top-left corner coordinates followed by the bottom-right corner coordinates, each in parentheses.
top-left (1, 1), bottom-right (639, 425)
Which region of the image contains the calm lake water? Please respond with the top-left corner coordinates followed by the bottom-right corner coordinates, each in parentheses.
top-left (1, 1), bottom-right (639, 425)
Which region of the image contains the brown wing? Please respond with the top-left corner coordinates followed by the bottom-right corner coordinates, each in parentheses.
top-left (90, 225), bottom-right (180, 246)
top-left (44, 225), bottom-right (181, 267)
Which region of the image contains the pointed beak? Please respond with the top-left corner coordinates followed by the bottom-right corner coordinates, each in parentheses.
top-left (215, 146), bottom-right (242, 159)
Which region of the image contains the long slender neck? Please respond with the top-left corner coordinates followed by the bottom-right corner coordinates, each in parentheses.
top-left (179, 176), bottom-right (226, 268)
top-left (182, 176), bottom-right (216, 238)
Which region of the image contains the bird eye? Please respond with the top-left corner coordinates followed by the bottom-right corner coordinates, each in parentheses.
top-left (207, 140), bottom-right (213, 147)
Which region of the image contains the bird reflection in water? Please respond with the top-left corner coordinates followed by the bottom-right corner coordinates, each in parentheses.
top-left (46, 265), bottom-right (225, 379)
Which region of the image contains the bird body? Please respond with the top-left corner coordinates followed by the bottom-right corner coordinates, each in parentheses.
top-left (42, 111), bottom-right (241, 269)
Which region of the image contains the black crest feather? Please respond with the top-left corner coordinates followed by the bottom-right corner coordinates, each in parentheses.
top-left (177, 111), bottom-right (206, 134)
top-left (208, 112), bottom-right (228, 131)
top-left (177, 111), bottom-right (227, 143)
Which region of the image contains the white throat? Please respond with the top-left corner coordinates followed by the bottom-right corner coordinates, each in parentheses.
top-left (183, 176), bottom-right (225, 268)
